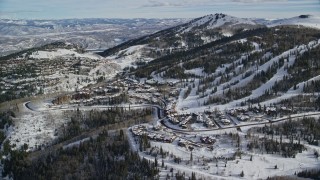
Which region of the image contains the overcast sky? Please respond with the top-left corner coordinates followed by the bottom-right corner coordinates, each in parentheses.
top-left (0, 0), bottom-right (319, 19)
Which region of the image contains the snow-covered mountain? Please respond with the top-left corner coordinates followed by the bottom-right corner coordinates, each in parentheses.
top-left (179, 13), bottom-right (259, 33)
top-left (97, 14), bottom-right (320, 114)
top-left (255, 15), bottom-right (320, 29)
top-left (99, 13), bottom-right (263, 59)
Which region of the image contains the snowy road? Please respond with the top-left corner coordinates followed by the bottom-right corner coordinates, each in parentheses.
top-left (160, 112), bottom-right (320, 133)
top-left (24, 99), bottom-right (320, 135)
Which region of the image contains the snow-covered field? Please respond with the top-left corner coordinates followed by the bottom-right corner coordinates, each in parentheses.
top-left (30, 48), bottom-right (102, 60)
top-left (8, 101), bottom-right (67, 151)
top-left (106, 44), bottom-right (154, 69)
top-left (258, 15), bottom-right (320, 29)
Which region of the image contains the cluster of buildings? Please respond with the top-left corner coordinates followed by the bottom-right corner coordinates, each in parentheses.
top-left (196, 114), bottom-right (216, 127)
top-left (200, 136), bottom-right (216, 144)
top-left (69, 85), bottom-right (123, 106)
top-left (168, 114), bottom-right (194, 129)
top-left (66, 77), bottom-right (167, 106)
top-left (177, 136), bottom-right (216, 151)
top-left (165, 103), bottom-right (290, 130)
top-left (131, 125), bottom-right (175, 143)
top-left (227, 105), bottom-right (293, 122)
top-left (204, 111), bottom-right (231, 126)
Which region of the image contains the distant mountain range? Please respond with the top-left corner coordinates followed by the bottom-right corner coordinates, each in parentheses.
top-left (99, 13), bottom-right (264, 57)
top-left (0, 18), bottom-right (188, 56)
top-left (99, 14), bottom-right (320, 59)
top-left (1, 14), bottom-right (319, 57)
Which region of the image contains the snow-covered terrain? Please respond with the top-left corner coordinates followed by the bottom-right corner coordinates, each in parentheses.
top-left (173, 38), bottom-right (320, 114)
top-left (106, 45), bottom-right (153, 69)
top-left (127, 112), bottom-right (320, 180)
top-left (0, 18), bottom-right (188, 56)
top-left (1, 14), bottom-right (319, 57)
top-left (256, 15), bottom-right (320, 29)
top-left (2, 13), bottom-right (320, 179)
top-left (29, 48), bottom-right (102, 60)
top-left (182, 13), bottom-right (258, 33)
top-left (8, 101), bottom-right (67, 151)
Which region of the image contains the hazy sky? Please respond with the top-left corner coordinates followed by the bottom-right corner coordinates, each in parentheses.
top-left (0, 0), bottom-right (319, 19)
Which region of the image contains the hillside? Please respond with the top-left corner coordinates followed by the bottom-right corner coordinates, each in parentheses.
top-left (96, 14), bottom-right (320, 114)
top-left (128, 25), bottom-right (320, 113)
top-left (0, 42), bottom-right (120, 102)
top-left (257, 14), bottom-right (320, 29)
top-left (99, 14), bottom-right (263, 59)
top-left (2, 14), bottom-right (320, 110)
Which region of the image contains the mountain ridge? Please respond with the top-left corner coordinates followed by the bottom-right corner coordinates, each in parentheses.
top-left (99, 13), bottom-right (264, 58)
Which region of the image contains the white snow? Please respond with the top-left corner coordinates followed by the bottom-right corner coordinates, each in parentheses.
top-left (185, 68), bottom-right (204, 76)
top-left (30, 48), bottom-right (103, 60)
top-left (106, 44), bottom-right (153, 69)
top-left (88, 61), bottom-right (121, 78)
top-left (128, 111), bottom-right (320, 180)
top-left (222, 31), bottom-right (233, 37)
top-left (258, 15), bottom-right (320, 29)
top-left (8, 101), bottom-right (66, 151)
top-left (176, 39), bottom-right (320, 113)
top-left (182, 14), bottom-right (257, 33)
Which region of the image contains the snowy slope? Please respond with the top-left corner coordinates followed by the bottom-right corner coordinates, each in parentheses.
top-left (256, 15), bottom-right (320, 29)
top-left (182, 13), bottom-right (258, 33)
top-left (106, 45), bottom-right (153, 69)
top-left (169, 37), bottom-right (320, 113)
top-left (100, 13), bottom-right (262, 58)
top-left (30, 48), bottom-right (102, 60)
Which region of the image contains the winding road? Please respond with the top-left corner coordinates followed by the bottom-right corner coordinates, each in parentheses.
top-left (25, 100), bottom-right (320, 134)
top-left (23, 98), bottom-right (320, 164)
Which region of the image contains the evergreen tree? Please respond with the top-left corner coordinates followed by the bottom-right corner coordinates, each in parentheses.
top-left (240, 170), bottom-right (244, 177)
